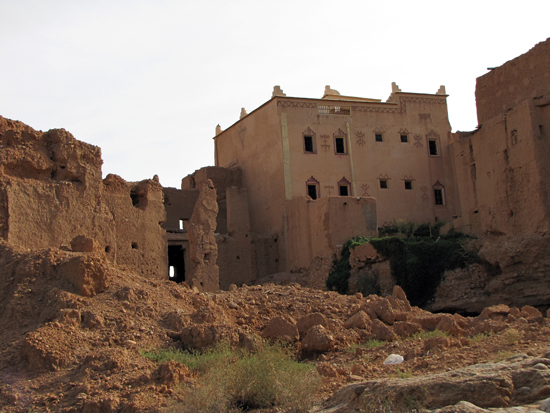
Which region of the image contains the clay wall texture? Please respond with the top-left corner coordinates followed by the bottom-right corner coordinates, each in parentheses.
top-left (451, 38), bottom-right (550, 236)
top-left (162, 187), bottom-right (199, 231)
top-left (476, 38), bottom-right (550, 125)
top-left (0, 116), bottom-right (168, 280)
top-left (285, 196), bottom-right (377, 270)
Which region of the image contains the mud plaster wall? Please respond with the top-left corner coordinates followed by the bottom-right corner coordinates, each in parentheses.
top-left (451, 99), bottom-right (550, 236)
top-left (284, 196), bottom-right (377, 271)
top-left (0, 116), bottom-right (168, 280)
top-left (162, 187), bottom-right (199, 231)
top-left (476, 38), bottom-right (550, 125)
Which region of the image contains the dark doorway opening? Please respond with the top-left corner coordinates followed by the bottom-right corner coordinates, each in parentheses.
top-left (168, 245), bottom-right (185, 283)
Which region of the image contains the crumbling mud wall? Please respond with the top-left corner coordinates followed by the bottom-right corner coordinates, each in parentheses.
top-left (476, 38), bottom-right (550, 125)
top-left (187, 179), bottom-right (220, 291)
top-left (0, 116), bottom-right (167, 279)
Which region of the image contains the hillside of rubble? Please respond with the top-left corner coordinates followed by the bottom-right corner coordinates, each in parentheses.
top-left (1, 241), bottom-right (550, 413)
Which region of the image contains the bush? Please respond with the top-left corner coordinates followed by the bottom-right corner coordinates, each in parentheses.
top-left (144, 342), bottom-right (320, 412)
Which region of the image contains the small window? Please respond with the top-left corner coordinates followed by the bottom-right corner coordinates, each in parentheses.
top-left (375, 134), bottom-right (383, 142)
top-left (400, 134), bottom-right (408, 143)
top-left (304, 135), bottom-right (314, 153)
top-left (404, 180), bottom-right (412, 190)
top-left (335, 137), bottom-right (346, 154)
top-left (380, 180), bottom-right (388, 189)
top-left (429, 139), bottom-right (438, 156)
top-left (339, 185), bottom-right (349, 196)
top-left (434, 189), bottom-right (444, 205)
top-left (307, 184), bottom-right (318, 199)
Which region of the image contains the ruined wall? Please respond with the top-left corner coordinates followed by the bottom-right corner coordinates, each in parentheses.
top-left (0, 116), bottom-right (167, 280)
top-left (102, 175), bottom-right (168, 279)
top-left (162, 187), bottom-right (199, 231)
top-left (476, 38), bottom-right (550, 125)
top-left (285, 196), bottom-right (377, 271)
top-left (187, 179), bottom-right (220, 291)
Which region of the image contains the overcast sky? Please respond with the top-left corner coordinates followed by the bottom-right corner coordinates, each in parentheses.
top-left (1, 1), bottom-right (549, 188)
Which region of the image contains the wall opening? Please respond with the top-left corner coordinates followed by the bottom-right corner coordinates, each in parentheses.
top-left (168, 245), bottom-right (186, 283)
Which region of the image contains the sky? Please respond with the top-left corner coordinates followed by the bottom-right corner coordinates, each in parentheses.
top-left (1, 0), bottom-right (549, 188)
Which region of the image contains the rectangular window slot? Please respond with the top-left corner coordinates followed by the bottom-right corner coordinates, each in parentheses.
top-left (380, 180), bottom-right (388, 189)
top-left (335, 137), bottom-right (346, 154)
top-left (375, 134), bottom-right (383, 142)
top-left (434, 189), bottom-right (444, 205)
top-left (339, 185), bottom-right (349, 196)
top-left (429, 139), bottom-right (438, 156)
top-left (401, 134), bottom-right (408, 143)
top-left (307, 184), bottom-right (318, 200)
top-left (318, 105), bottom-right (351, 115)
top-left (304, 135), bottom-right (314, 153)
top-left (404, 181), bottom-right (412, 190)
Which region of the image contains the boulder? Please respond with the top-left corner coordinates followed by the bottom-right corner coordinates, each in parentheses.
top-left (370, 319), bottom-right (397, 342)
top-left (301, 325), bottom-right (334, 353)
top-left (296, 312), bottom-right (329, 336)
top-left (393, 321), bottom-right (422, 338)
top-left (344, 310), bottom-right (371, 330)
top-left (261, 317), bottom-right (299, 342)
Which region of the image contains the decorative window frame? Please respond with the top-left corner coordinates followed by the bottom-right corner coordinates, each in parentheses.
top-left (306, 176), bottom-right (320, 200)
top-left (374, 127), bottom-right (385, 142)
top-left (337, 177), bottom-right (351, 196)
top-left (399, 128), bottom-right (410, 143)
top-left (333, 128), bottom-right (347, 155)
top-left (433, 180), bottom-right (445, 205)
top-left (427, 130), bottom-right (441, 157)
top-left (378, 174), bottom-right (390, 189)
top-left (302, 127), bottom-right (317, 154)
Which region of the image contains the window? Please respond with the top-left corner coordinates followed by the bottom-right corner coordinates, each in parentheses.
top-left (380, 180), bottom-right (388, 189)
top-left (302, 127), bottom-right (316, 153)
top-left (304, 135), bottom-right (314, 153)
top-left (375, 133), bottom-right (383, 142)
top-left (339, 185), bottom-right (349, 196)
top-left (434, 189), bottom-right (444, 205)
top-left (337, 177), bottom-right (351, 196)
top-left (335, 137), bottom-right (346, 154)
top-left (429, 139), bottom-right (438, 155)
top-left (306, 176), bottom-right (320, 200)
top-left (307, 185), bottom-right (318, 199)
top-left (400, 134), bottom-right (408, 143)
top-left (404, 180), bottom-right (412, 190)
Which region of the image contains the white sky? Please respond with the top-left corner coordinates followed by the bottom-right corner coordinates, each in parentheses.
top-left (1, 0), bottom-right (549, 188)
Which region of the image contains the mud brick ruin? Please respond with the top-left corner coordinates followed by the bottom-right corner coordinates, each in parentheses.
top-left (1, 38), bottom-right (550, 293)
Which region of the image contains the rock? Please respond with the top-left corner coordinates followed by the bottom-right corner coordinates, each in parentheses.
top-left (392, 321), bottom-right (422, 338)
top-left (344, 310), bottom-right (371, 330)
top-left (296, 312), bottom-right (329, 336)
top-left (423, 336), bottom-right (452, 353)
top-left (436, 314), bottom-right (464, 336)
top-left (317, 362), bottom-right (338, 377)
top-left (70, 235), bottom-right (101, 253)
top-left (478, 304), bottom-right (511, 321)
top-left (520, 305), bottom-right (542, 318)
top-left (383, 354), bottom-right (404, 365)
top-left (413, 314), bottom-right (443, 331)
top-left (301, 325), bottom-right (334, 353)
top-left (392, 285), bottom-right (412, 311)
top-left (432, 401), bottom-right (492, 412)
top-left (57, 255), bottom-right (110, 297)
top-left (154, 361), bottom-right (189, 386)
top-left (372, 298), bottom-right (395, 325)
top-left (370, 319), bottom-right (397, 341)
top-left (261, 317), bottom-right (299, 342)
top-left (81, 311), bottom-right (104, 329)
top-left (163, 310), bottom-right (188, 331)
top-left (540, 397), bottom-right (550, 412)
top-left (180, 324), bottom-right (239, 350)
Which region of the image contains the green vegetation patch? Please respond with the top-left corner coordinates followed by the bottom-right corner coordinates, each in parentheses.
top-left (326, 226), bottom-right (478, 307)
top-left (143, 342), bottom-right (320, 412)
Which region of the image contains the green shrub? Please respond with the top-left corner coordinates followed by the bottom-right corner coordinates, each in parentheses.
top-left (326, 237), bottom-right (371, 294)
top-left (144, 342), bottom-right (320, 412)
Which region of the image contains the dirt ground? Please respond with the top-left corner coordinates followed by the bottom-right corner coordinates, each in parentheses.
top-left (0, 244), bottom-right (549, 412)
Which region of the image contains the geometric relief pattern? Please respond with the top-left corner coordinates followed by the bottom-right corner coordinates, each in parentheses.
top-left (324, 185), bottom-right (335, 196)
top-left (361, 183), bottom-right (370, 196)
top-left (320, 134), bottom-right (331, 150)
top-left (238, 125), bottom-right (247, 151)
top-left (355, 130), bottom-right (366, 146)
top-left (402, 175), bottom-right (415, 181)
top-left (352, 96), bottom-right (447, 114)
top-left (414, 134), bottom-right (423, 148)
top-left (277, 101), bottom-right (317, 108)
top-left (377, 174), bottom-right (390, 180)
top-left (421, 185), bottom-right (429, 201)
